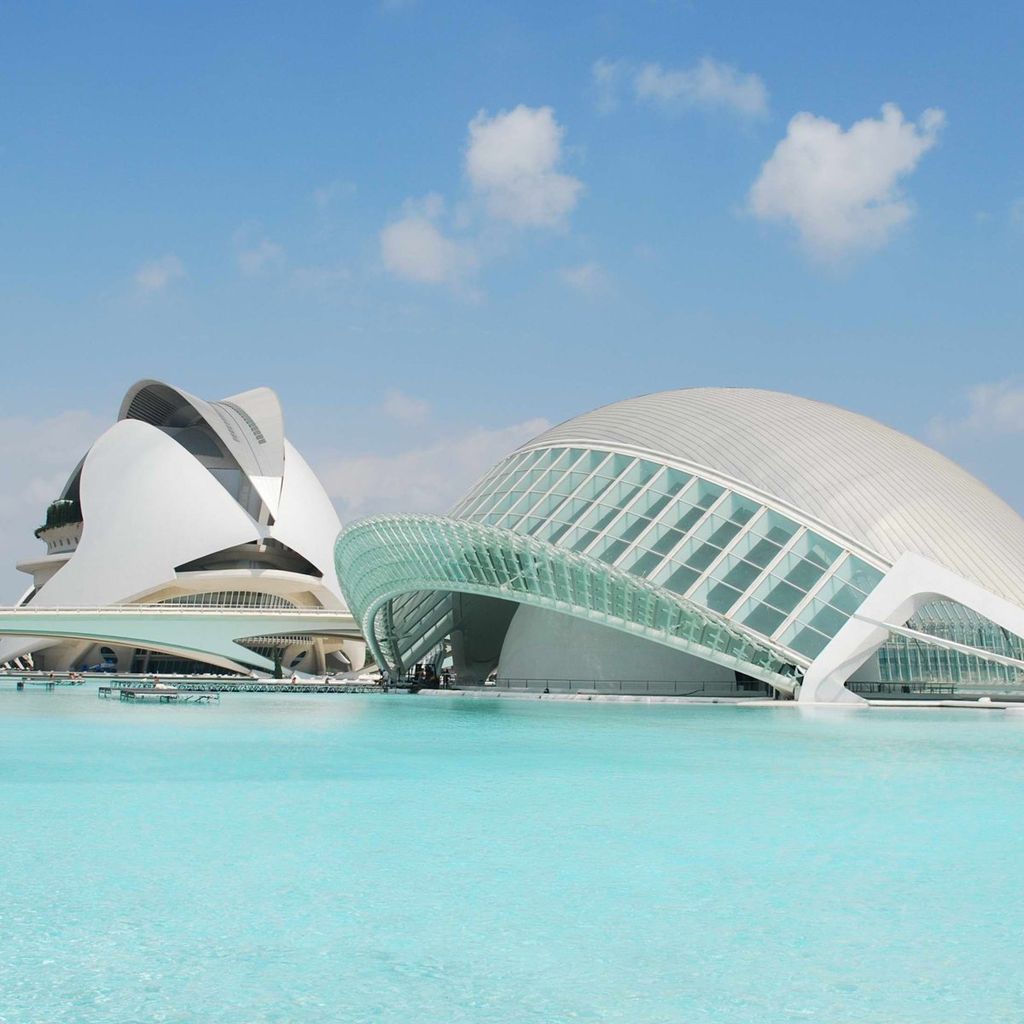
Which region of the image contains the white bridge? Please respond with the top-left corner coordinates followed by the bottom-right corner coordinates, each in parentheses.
top-left (0, 605), bottom-right (361, 674)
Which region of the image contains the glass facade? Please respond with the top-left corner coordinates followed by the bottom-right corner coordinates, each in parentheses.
top-left (335, 440), bottom-right (1024, 695)
top-left (335, 515), bottom-right (799, 686)
top-left (877, 601), bottom-right (1024, 687)
top-left (450, 445), bottom-right (885, 661)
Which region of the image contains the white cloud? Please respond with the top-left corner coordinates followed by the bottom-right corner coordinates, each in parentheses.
top-left (748, 103), bottom-right (946, 261)
top-left (0, 409), bottom-right (109, 600)
top-left (929, 379), bottom-right (1024, 443)
top-left (381, 389), bottom-right (431, 422)
top-left (134, 254), bottom-right (185, 293)
top-left (634, 58), bottom-right (768, 117)
top-left (559, 262), bottom-right (608, 295)
top-left (237, 237), bottom-right (284, 276)
top-left (381, 105), bottom-right (581, 290)
top-left (316, 417), bottom-right (551, 522)
top-left (593, 56), bottom-right (767, 118)
top-left (465, 105), bottom-right (583, 227)
top-left (380, 216), bottom-right (475, 286)
top-left (380, 193), bottom-right (477, 286)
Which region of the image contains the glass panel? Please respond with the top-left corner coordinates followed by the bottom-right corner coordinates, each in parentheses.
top-left (749, 576), bottom-right (805, 615)
top-left (594, 453), bottom-right (633, 480)
top-left (834, 555), bottom-right (884, 595)
top-left (619, 548), bottom-right (664, 577)
top-left (716, 492), bottom-right (761, 526)
top-left (593, 537), bottom-right (631, 564)
top-left (794, 531), bottom-right (842, 570)
top-left (737, 600), bottom-right (788, 636)
top-left (613, 512), bottom-right (653, 545)
top-left (679, 542), bottom-right (722, 575)
top-left (603, 479), bottom-right (646, 507)
top-left (644, 524), bottom-right (686, 558)
top-left (728, 528), bottom-right (783, 569)
top-left (569, 528), bottom-right (600, 553)
top-left (792, 597), bottom-right (849, 638)
top-left (549, 471), bottom-right (589, 498)
top-left (648, 467), bottom-right (692, 498)
top-left (769, 546), bottom-right (832, 595)
top-left (575, 502), bottom-right (623, 535)
top-left (714, 555), bottom-right (764, 593)
top-left (524, 493), bottom-right (566, 520)
top-left (748, 509), bottom-right (799, 546)
top-left (623, 459), bottom-right (660, 486)
top-left (682, 478), bottom-right (725, 510)
top-left (572, 474), bottom-right (614, 504)
top-left (659, 564), bottom-right (701, 595)
top-left (659, 500), bottom-right (711, 536)
top-left (783, 556), bottom-right (828, 592)
top-left (813, 570), bottom-right (867, 616)
top-left (781, 624), bottom-right (831, 658)
top-left (692, 579), bottom-right (744, 614)
top-left (574, 450), bottom-right (608, 473)
top-left (632, 486), bottom-right (674, 520)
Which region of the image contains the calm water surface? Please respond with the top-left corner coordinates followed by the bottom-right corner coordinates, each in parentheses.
top-left (1, 686), bottom-right (1022, 1023)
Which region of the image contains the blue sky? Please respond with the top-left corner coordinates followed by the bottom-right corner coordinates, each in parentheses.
top-left (0, 1), bottom-right (1022, 596)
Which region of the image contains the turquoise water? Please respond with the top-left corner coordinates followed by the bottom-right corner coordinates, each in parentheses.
top-left (2, 687), bottom-right (1023, 1023)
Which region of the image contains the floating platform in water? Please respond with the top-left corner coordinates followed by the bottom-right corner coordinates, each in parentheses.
top-left (98, 686), bottom-right (219, 704)
top-left (16, 677), bottom-right (88, 690)
top-left (102, 679), bottom-right (381, 694)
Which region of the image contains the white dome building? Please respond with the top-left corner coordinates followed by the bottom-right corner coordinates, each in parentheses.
top-left (335, 388), bottom-right (1024, 702)
top-left (3, 380), bottom-right (363, 675)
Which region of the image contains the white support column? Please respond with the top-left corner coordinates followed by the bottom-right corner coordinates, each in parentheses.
top-left (800, 552), bottom-right (1024, 703)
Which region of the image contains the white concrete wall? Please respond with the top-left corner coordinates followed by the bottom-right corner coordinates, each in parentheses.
top-left (496, 604), bottom-right (738, 694)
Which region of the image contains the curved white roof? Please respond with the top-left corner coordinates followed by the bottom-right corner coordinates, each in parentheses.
top-left (524, 388), bottom-right (1024, 606)
top-left (119, 380), bottom-right (285, 515)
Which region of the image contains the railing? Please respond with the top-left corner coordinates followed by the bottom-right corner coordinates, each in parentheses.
top-left (462, 678), bottom-right (765, 697)
top-left (847, 681), bottom-right (957, 696)
top-left (0, 605), bottom-right (351, 617)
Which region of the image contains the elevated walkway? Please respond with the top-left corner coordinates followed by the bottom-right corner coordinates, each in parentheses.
top-left (0, 605), bottom-right (360, 674)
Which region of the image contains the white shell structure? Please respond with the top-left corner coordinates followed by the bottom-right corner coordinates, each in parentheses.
top-left (335, 387), bottom-right (1024, 703)
top-left (2, 380), bottom-right (358, 675)
top-left (527, 388), bottom-right (1024, 607)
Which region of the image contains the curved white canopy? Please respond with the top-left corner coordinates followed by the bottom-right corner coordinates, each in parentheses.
top-left (119, 379), bottom-right (285, 516)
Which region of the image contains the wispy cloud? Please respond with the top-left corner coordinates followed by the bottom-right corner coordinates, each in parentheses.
top-left (0, 409), bottom-right (109, 600)
top-left (381, 388), bottom-right (431, 422)
top-left (748, 103), bottom-right (945, 261)
top-left (317, 417), bottom-right (550, 523)
top-left (134, 254), bottom-right (185, 293)
top-left (593, 56), bottom-right (768, 118)
top-left (313, 178), bottom-right (357, 209)
top-left (236, 236), bottom-right (285, 276)
top-left (929, 379), bottom-right (1024, 443)
top-left (559, 262), bottom-right (609, 295)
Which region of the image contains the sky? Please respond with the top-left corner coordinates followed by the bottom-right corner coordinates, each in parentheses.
top-left (0, 1), bottom-right (1022, 599)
